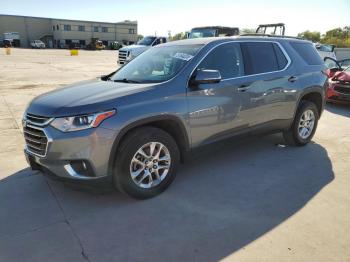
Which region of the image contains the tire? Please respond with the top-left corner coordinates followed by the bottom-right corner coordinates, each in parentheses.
top-left (283, 100), bottom-right (319, 146)
top-left (113, 126), bottom-right (180, 199)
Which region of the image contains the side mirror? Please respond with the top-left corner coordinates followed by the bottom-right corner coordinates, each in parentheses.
top-left (324, 57), bottom-right (341, 70)
top-left (100, 70), bottom-right (117, 81)
top-left (190, 69), bottom-right (222, 86)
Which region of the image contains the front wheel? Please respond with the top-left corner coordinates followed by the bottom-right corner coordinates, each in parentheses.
top-left (113, 127), bottom-right (180, 199)
top-left (283, 100), bottom-right (319, 146)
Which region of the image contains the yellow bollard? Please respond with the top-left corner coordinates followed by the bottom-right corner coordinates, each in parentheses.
top-left (70, 49), bottom-right (78, 56)
top-left (5, 47), bottom-right (11, 55)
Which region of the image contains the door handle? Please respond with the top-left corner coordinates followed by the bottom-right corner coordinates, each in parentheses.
top-left (237, 84), bottom-right (250, 92)
top-left (288, 76), bottom-right (298, 82)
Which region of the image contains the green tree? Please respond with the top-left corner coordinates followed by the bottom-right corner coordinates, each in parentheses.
top-left (297, 31), bottom-right (321, 42)
top-left (324, 27), bottom-right (349, 40)
top-left (320, 26), bottom-right (350, 47)
top-left (170, 32), bottom-right (187, 41)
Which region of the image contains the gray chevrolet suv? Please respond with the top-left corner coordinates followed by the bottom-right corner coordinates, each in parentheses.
top-left (23, 36), bottom-right (327, 199)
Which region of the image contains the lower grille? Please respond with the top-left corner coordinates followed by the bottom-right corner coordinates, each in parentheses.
top-left (334, 85), bottom-right (350, 94)
top-left (24, 125), bottom-right (48, 157)
top-left (339, 80), bottom-right (350, 85)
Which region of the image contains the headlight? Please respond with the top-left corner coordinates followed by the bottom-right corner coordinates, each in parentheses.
top-left (126, 51), bottom-right (135, 61)
top-left (328, 78), bottom-right (340, 84)
top-left (50, 110), bottom-right (115, 132)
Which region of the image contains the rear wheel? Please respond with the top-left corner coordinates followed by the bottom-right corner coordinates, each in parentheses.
top-left (113, 127), bottom-right (180, 199)
top-left (283, 100), bottom-right (319, 146)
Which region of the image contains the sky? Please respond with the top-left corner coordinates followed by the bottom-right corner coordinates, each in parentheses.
top-left (1, 0), bottom-right (349, 37)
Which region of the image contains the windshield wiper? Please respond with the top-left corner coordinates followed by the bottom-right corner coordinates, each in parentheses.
top-left (100, 70), bottom-right (117, 81)
top-left (113, 78), bottom-right (141, 83)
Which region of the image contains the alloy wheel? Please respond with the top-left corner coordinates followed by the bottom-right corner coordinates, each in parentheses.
top-left (298, 109), bottom-right (315, 139)
top-left (130, 142), bottom-right (171, 189)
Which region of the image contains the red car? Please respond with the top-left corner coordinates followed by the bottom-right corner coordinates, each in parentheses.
top-left (324, 57), bottom-right (350, 103)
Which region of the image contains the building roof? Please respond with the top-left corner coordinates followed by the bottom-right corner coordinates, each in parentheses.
top-left (0, 14), bottom-right (137, 25)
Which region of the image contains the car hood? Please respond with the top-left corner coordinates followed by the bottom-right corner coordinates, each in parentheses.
top-left (26, 79), bottom-right (154, 117)
top-left (334, 71), bottom-right (350, 82)
top-left (120, 45), bottom-right (149, 55)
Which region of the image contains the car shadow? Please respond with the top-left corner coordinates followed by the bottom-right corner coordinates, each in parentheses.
top-left (0, 133), bottom-right (334, 262)
top-left (326, 102), bottom-right (350, 117)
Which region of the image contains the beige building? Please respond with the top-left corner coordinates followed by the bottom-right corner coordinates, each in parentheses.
top-left (0, 14), bottom-right (138, 48)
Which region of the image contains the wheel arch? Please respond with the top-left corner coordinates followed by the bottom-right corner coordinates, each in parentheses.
top-left (107, 115), bottom-right (190, 176)
top-left (296, 89), bottom-right (324, 118)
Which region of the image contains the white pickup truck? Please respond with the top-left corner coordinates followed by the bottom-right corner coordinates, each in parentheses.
top-left (118, 36), bottom-right (167, 65)
top-left (30, 40), bottom-right (46, 49)
top-left (315, 43), bottom-right (337, 60)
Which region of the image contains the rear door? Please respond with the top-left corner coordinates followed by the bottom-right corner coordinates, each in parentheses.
top-left (238, 41), bottom-right (298, 126)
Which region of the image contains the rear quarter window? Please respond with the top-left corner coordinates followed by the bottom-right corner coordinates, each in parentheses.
top-left (273, 43), bottom-right (288, 69)
top-left (290, 42), bottom-right (323, 65)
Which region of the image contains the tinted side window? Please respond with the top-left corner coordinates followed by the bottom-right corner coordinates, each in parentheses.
top-left (241, 42), bottom-right (279, 75)
top-left (153, 39), bottom-right (161, 46)
top-left (198, 43), bottom-right (244, 79)
top-left (273, 43), bottom-right (288, 69)
top-left (290, 42), bottom-right (323, 65)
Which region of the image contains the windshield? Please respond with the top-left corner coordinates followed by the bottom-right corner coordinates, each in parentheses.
top-left (111, 45), bottom-right (203, 83)
top-left (137, 36), bottom-right (156, 46)
top-left (189, 29), bottom-right (217, 38)
top-left (317, 44), bottom-right (333, 52)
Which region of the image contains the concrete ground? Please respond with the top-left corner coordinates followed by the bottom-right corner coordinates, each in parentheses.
top-left (0, 48), bottom-right (349, 262)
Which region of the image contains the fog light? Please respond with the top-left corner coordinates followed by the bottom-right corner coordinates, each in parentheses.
top-left (69, 160), bottom-right (95, 177)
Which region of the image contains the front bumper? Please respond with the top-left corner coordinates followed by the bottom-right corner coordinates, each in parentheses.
top-left (24, 125), bottom-right (117, 181)
top-left (117, 60), bottom-right (127, 65)
top-left (327, 83), bottom-right (350, 103)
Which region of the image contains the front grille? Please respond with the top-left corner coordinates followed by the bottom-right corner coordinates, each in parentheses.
top-left (23, 113), bottom-right (51, 157)
top-left (118, 50), bottom-right (129, 64)
top-left (26, 113), bottom-right (52, 126)
top-left (339, 80), bottom-right (350, 85)
top-left (334, 85), bottom-right (350, 94)
top-left (24, 125), bottom-right (48, 157)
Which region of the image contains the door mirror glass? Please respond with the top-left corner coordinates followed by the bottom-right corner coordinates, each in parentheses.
top-left (191, 69), bottom-right (221, 85)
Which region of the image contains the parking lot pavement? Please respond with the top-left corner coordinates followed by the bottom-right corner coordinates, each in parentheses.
top-left (0, 48), bottom-right (350, 262)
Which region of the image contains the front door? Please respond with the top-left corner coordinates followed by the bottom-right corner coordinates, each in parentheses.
top-left (187, 42), bottom-right (248, 147)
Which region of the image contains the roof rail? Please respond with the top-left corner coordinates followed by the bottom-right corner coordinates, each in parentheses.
top-left (240, 33), bottom-right (304, 40)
